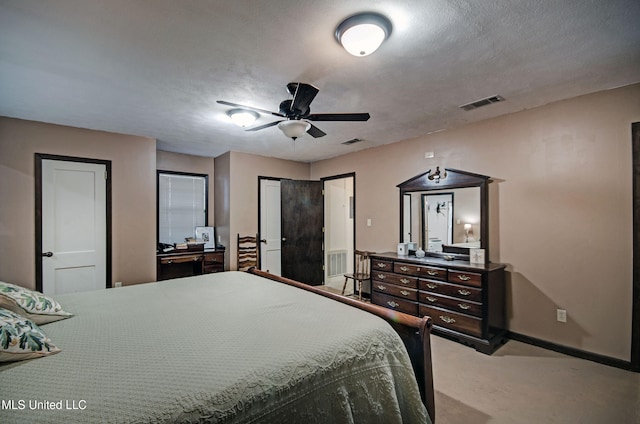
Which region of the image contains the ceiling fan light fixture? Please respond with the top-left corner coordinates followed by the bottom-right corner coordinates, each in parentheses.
top-left (278, 120), bottom-right (311, 140)
top-left (335, 12), bottom-right (392, 57)
top-left (227, 109), bottom-right (258, 127)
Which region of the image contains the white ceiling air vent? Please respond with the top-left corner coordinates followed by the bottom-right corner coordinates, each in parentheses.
top-left (342, 138), bottom-right (363, 145)
top-left (459, 95), bottom-right (505, 111)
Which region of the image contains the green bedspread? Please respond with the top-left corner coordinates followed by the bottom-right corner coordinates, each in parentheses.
top-left (0, 271), bottom-right (429, 423)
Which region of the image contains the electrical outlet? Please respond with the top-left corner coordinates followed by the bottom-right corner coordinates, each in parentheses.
top-left (557, 309), bottom-right (567, 323)
top-left (424, 151), bottom-right (435, 159)
top-left (114, 281), bottom-right (122, 288)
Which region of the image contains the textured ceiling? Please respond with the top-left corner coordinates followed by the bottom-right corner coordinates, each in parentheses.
top-left (1, 0), bottom-right (639, 162)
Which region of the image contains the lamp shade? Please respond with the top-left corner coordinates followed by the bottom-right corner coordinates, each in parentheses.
top-left (335, 12), bottom-right (392, 57)
top-left (278, 120), bottom-right (311, 140)
top-left (227, 109), bottom-right (258, 127)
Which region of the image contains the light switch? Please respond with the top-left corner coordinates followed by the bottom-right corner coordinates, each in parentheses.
top-left (367, 219), bottom-right (372, 227)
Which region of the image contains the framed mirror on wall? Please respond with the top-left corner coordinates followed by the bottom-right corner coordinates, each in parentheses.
top-left (398, 168), bottom-right (490, 260)
top-left (157, 170), bottom-right (208, 248)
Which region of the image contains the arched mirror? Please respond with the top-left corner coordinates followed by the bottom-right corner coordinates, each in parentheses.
top-left (398, 168), bottom-right (490, 259)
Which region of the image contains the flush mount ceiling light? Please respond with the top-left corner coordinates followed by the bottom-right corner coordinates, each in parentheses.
top-left (335, 12), bottom-right (392, 57)
top-left (227, 109), bottom-right (259, 127)
top-left (278, 120), bottom-right (311, 140)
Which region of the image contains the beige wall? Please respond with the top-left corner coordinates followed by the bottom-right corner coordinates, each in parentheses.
top-left (311, 84), bottom-right (640, 361)
top-left (0, 117), bottom-right (157, 288)
top-left (215, 151), bottom-right (310, 270)
top-left (157, 150), bottom-right (215, 226)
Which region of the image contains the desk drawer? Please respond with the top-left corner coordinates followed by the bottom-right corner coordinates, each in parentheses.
top-left (420, 305), bottom-right (482, 338)
top-left (371, 271), bottom-right (418, 289)
top-left (419, 279), bottom-right (482, 302)
top-left (373, 281), bottom-right (418, 301)
top-left (395, 262), bottom-right (447, 280)
top-left (159, 255), bottom-right (202, 265)
top-left (373, 293), bottom-right (418, 316)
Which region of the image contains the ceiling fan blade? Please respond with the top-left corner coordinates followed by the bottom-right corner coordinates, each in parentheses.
top-left (306, 113), bottom-right (370, 122)
top-left (244, 120), bottom-right (283, 132)
top-left (306, 123), bottom-right (327, 138)
top-left (216, 100), bottom-right (284, 117)
top-left (289, 83), bottom-right (319, 113)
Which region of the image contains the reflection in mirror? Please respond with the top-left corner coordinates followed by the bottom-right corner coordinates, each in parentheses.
top-left (405, 187), bottom-right (481, 252)
top-left (398, 168), bottom-right (489, 258)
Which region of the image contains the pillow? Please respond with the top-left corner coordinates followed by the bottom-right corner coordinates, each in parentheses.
top-left (0, 281), bottom-right (73, 325)
top-left (0, 308), bottom-right (60, 362)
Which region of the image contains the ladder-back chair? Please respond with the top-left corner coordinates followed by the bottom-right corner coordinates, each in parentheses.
top-left (341, 250), bottom-right (373, 300)
top-left (237, 234), bottom-right (259, 271)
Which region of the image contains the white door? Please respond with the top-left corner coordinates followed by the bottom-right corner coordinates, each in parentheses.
top-left (259, 179), bottom-right (281, 275)
top-left (42, 159), bottom-right (107, 295)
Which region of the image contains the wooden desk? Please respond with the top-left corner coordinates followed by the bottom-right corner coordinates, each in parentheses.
top-left (156, 249), bottom-right (225, 281)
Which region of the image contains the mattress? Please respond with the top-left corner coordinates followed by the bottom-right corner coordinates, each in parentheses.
top-left (0, 271), bottom-right (429, 423)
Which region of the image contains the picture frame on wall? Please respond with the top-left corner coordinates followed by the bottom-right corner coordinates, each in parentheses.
top-left (195, 226), bottom-right (215, 249)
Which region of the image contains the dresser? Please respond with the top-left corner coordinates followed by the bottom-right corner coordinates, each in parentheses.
top-left (157, 249), bottom-right (225, 281)
top-left (370, 252), bottom-right (507, 354)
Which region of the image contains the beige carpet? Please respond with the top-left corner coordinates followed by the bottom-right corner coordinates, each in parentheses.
top-left (431, 336), bottom-right (640, 423)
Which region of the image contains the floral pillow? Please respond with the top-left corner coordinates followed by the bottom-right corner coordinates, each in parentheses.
top-left (0, 308), bottom-right (60, 362)
top-left (0, 281), bottom-right (73, 325)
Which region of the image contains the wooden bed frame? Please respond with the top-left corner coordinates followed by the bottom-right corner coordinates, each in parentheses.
top-left (248, 268), bottom-right (436, 423)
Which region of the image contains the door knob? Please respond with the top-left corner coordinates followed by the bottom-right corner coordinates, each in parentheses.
top-left (281, 237), bottom-right (287, 242)
top-left (42, 252), bottom-right (53, 257)
top-left (260, 239), bottom-right (267, 244)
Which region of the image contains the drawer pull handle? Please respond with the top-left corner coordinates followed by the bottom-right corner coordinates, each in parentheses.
top-left (426, 283), bottom-right (437, 289)
top-left (457, 274), bottom-right (471, 281)
top-left (377, 285), bottom-right (386, 291)
top-left (439, 315), bottom-right (456, 324)
top-left (458, 289), bottom-right (472, 296)
top-left (458, 303), bottom-right (471, 310)
top-left (400, 266), bottom-right (409, 272)
top-left (425, 296), bottom-right (437, 302)
top-left (377, 263), bottom-right (387, 268)
top-left (377, 274), bottom-right (385, 280)
top-left (400, 278), bottom-right (410, 285)
top-left (387, 301), bottom-right (399, 308)
top-left (400, 290), bottom-right (410, 296)
top-left (167, 260), bottom-right (173, 264)
top-left (427, 270), bottom-right (438, 276)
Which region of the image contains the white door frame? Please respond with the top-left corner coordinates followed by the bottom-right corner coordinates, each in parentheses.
top-left (35, 154), bottom-right (112, 292)
top-left (323, 174), bottom-right (355, 292)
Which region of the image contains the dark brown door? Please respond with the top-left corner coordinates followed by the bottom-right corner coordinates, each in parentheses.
top-left (281, 180), bottom-right (324, 285)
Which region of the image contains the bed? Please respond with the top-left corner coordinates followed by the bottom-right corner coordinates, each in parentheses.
top-left (0, 270), bottom-right (434, 423)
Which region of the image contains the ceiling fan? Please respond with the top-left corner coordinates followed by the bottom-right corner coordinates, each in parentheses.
top-left (217, 82), bottom-right (370, 140)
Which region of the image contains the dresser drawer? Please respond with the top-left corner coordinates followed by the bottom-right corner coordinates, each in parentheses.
top-left (420, 305), bottom-right (483, 338)
top-left (373, 281), bottom-right (418, 300)
top-left (371, 271), bottom-right (418, 289)
top-left (419, 292), bottom-right (482, 317)
top-left (395, 262), bottom-right (447, 280)
top-left (448, 270), bottom-right (482, 288)
top-left (371, 259), bottom-right (393, 272)
top-left (419, 279), bottom-right (482, 302)
top-left (374, 293), bottom-right (418, 315)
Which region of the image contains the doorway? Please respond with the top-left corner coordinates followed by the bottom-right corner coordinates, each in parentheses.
top-left (258, 173), bottom-right (355, 288)
top-left (35, 154), bottom-right (112, 294)
top-left (323, 174), bottom-right (355, 294)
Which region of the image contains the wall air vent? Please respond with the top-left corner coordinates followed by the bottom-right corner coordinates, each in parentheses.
top-left (459, 95), bottom-right (505, 111)
top-left (342, 138), bottom-right (363, 145)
